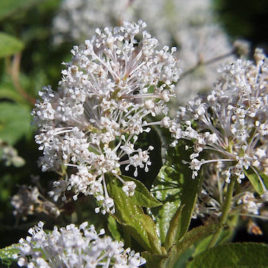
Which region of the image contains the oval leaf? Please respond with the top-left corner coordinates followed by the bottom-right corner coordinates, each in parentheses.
top-left (162, 224), bottom-right (219, 268)
top-left (187, 243), bottom-right (268, 268)
top-left (107, 216), bottom-right (121, 241)
top-left (244, 168), bottom-right (265, 195)
top-left (121, 175), bottom-right (162, 208)
top-left (0, 102), bottom-right (31, 145)
top-left (0, 32), bottom-right (24, 58)
top-left (107, 174), bottom-right (162, 254)
top-left (164, 204), bottom-right (184, 250)
top-left (260, 172), bottom-right (268, 189)
top-left (142, 252), bottom-right (167, 268)
top-left (151, 165), bottom-right (181, 243)
top-left (164, 140), bottom-right (203, 243)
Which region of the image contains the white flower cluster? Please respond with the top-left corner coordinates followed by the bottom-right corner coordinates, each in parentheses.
top-left (52, 0), bottom-right (223, 47)
top-left (0, 139), bottom-right (25, 167)
top-left (53, 0), bottom-right (134, 44)
top-left (192, 165), bottom-right (266, 219)
top-left (176, 24), bottom-right (234, 104)
top-left (33, 21), bottom-right (179, 213)
top-left (174, 0), bottom-right (240, 104)
top-left (193, 186), bottom-right (265, 220)
top-left (237, 191), bottom-right (263, 215)
top-left (11, 185), bottom-right (60, 220)
top-left (52, 0), bottom-right (179, 45)
top-left (170, 49), bottom-right (268, 183)
top-left (52, 0), bottom-right (233, 104)
top-left (15, 221), bottom-right (145, 268)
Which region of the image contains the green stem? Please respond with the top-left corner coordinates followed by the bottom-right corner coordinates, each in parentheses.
top-left (208, 178), bottom-right (235, 248)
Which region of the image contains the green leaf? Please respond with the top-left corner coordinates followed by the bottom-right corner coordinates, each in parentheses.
top-left (0, 102), bottom-right (32, 145)
top-left (0, 72), bottom-right (36, 104)
top-left (187, 243), bottom-right (268, 268)
top-left (164, 204), bottom-right (184, 250)
top-left (0, 86), bottom-right (26, 104)
top-left (0, 244), bottom-right (19, 266)
top-left (142, 249), bottom-right (195, 268)
top-left (107, 175), bottom-right (163, 254)
top-left (160, 224), bottom-right (219, 268)
top-left (0, 74), bottom-right (29, 104)
top-left (260, 172), bottom-right (268, 189)
top-left (173, 248), bottom-right (195, 268)
top-left (142, 252), bottom-right (167, 268)
top-left (121, 175), bottom-right (162, 208)
top-left (0, 0), bottom-right (41, 20)
top-left (151, 140), bottom-right (202, 247)
top-left (193, 214), bottom-right (237, 258)
top-left (172, 168), bottom-right (201, 240)
top-left (193, 229), bottom-right (234, 258)
top-left (107, 216), bottom-right (121, 241)
top-left (176, 224), bottom-right (218, 256)
top-left (165, 141), bottom-right (203, 242)
top-left (151, 166), bottom-right (181, 243)
top-left (0, 33), bottom-right (24, 58)
top-left (244, 167), bottom-right (265, 195)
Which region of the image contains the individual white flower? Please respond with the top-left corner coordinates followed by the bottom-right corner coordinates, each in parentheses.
top-left (33, 21), bottom-right (179, 213)
top-left (122, 181), bottom-right (136, 196)
top-left (15, 221), bottom-right (145, 268)
top-left (170, 49), bottom-right (268, 185)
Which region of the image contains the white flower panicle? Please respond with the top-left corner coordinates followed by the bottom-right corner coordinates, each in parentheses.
top-left (33, 21), bottom-right (179, 213)
top-left (192, 164), bottom-right (266, 219)
top-left (52, 0), bottom-right (202, 46)
top-left (170, 49), bottom-right (268, 183)
top-left (15, 221), bottom-right (145, 268)
top-left (193, 185), bottom-right (266, 220)
top-left (176, 24), bottom-right (234, 103)
top-left (53, 0), bottom-right (233, 104)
